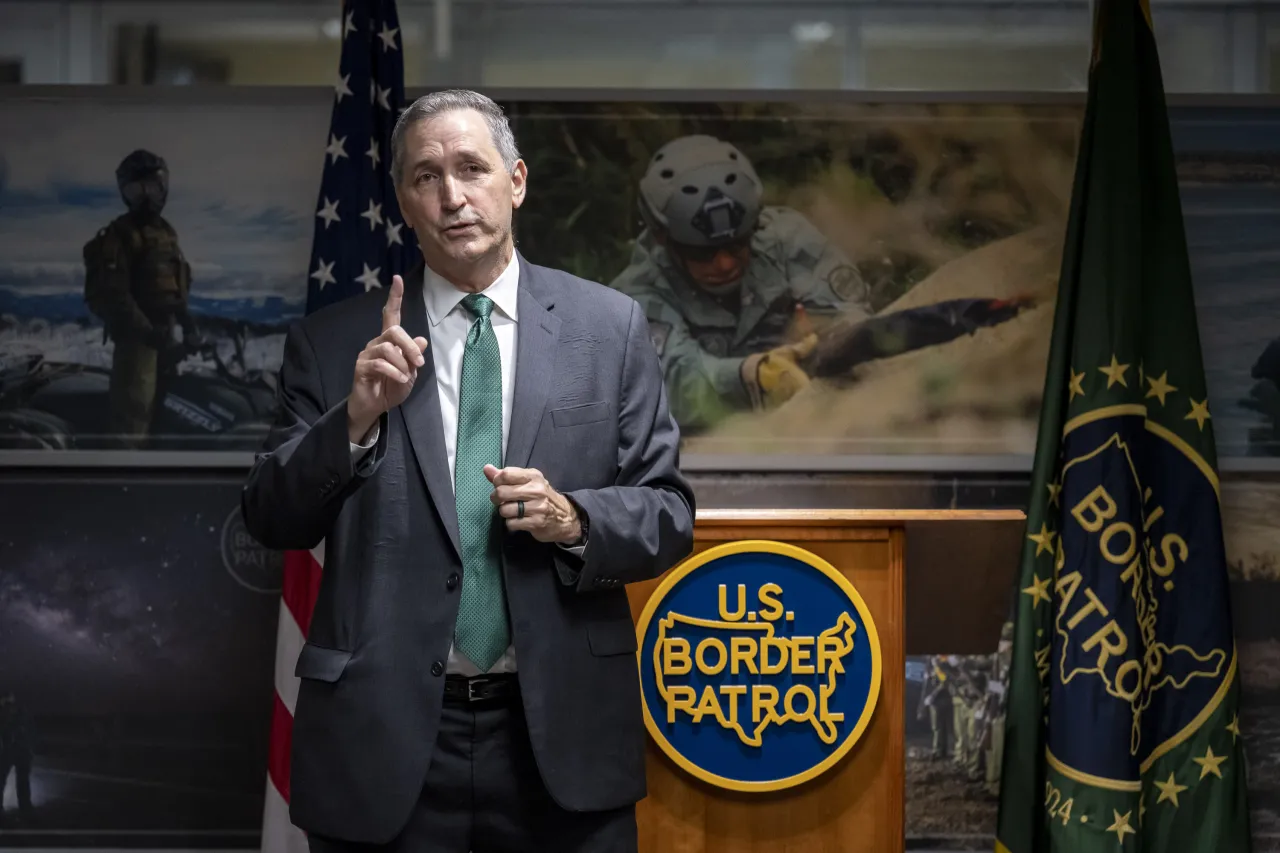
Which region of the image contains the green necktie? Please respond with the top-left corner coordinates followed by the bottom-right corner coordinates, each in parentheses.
top-left (452, 293), bottom-right (510, 672)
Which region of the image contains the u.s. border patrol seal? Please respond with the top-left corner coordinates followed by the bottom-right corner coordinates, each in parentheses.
top-left (1046, 411), bottom-right (1231, 785)
top-left (221, 506), bottom-right (283, 594)
top-left (635, 540), bottom-right (882, 792)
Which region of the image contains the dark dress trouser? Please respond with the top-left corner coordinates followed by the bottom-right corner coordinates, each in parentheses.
top-left (306, 690), bottom-right (638, 853)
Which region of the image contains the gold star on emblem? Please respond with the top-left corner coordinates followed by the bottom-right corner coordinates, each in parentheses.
top-left (1193, 745), bottom-right (1226, 779)
top-left (1145, 371), bottom-right (1177, 406)
top-left (1047, 479), bottom-right (1062, 508)
top-left (1069, 369), bottom-right (1086, 401)
top-left (1226, 715), bottom-right (1241, 742)
top-left (1022, 574), bottom-right (1051, 607)
top-left (1027, 522), bottom-right (1056, 557)
top-left (1154, 772), bottom-right (1187, 807)
top-left (1107, 809), bottom-right (1136, 842)
top-left (1099, 355), bottom-right (1130, 389)
top-left (1186, 398), bottom-right (1211, 430)
top-left (1139, 796), bottom-right (1147, 827)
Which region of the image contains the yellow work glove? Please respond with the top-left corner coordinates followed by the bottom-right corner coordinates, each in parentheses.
top-left (741, 333), bottom-right (817, 410)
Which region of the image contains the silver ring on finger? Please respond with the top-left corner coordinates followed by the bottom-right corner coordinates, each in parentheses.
top-left (517, 500), bottom-right (525, 519)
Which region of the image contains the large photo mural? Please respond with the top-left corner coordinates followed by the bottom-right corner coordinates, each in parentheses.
top-left (1, 91), bottom-right (1277, 460)
top-left (0, 94), bottom-right (327, 452)
top-left (0, 473), bottom-right (281, 846)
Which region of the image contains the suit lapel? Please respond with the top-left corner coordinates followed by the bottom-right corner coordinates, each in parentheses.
top-left (397, 262), bottom-right (463, 561)
top-left (505, 257), bottom-right (560, 470)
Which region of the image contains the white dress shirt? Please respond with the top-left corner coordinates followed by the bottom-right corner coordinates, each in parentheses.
top-left (350, 252), bottom-right (584, 676)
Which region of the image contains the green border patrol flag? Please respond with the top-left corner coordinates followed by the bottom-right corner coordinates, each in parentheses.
top-left (994, 1), bottom-right (1252, 852)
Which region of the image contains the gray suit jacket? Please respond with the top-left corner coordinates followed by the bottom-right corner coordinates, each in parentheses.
top-left (240, 253), bottom-right (695, 844)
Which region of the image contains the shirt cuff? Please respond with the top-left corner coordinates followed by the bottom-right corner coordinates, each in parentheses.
top-left (555, 497), bottom-right (588, 558)
top-left (350, 422), bottom-right (379, 462)
top-left (557, 537), bottom-right (587, 559)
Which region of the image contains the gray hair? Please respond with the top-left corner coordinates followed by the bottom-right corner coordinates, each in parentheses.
top-left (391, 89), bottom-right (521, 185)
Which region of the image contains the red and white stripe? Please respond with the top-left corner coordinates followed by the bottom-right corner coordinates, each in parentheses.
top-left (262, 541), bottom-right (325, 853)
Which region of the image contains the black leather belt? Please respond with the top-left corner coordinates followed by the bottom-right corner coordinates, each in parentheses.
top-left (443, 673), bottom-right (518, 704)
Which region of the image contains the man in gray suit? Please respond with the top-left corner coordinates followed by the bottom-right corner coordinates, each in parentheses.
top-left (241, 89), bottom-right (695, 852)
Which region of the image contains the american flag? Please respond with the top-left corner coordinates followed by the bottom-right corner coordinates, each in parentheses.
top-left (262, 2), bottom-right (414, 850)
top-left (305, 0), bottom-right (417, 312)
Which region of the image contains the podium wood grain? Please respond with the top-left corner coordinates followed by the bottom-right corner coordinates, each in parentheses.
top-left (625, 514), bottom-right (908, 853)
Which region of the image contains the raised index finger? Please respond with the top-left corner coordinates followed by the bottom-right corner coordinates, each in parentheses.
top-left (382, 274), bottom-right (404, 333)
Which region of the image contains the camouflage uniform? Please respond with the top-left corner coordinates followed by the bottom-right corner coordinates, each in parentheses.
top-left (919, 655), bottom-right (953, 760)
top-left (84, 150), bottom-right (195, 448)
top-left (985, 622), bottom-right (1013, 794)
top-left (944, 655), bottom-right (985, 780)
top-left (609, 135), bottom-right (871, 433)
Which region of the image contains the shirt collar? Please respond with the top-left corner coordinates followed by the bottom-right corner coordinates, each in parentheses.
top-left (423, 251), bottom-right (520, 327)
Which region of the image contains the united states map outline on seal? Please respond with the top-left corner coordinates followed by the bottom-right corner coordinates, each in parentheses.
top-left (1048, 419), bottom-right (1231, 776)
top-left (651, 610), bottom-right (860, 747)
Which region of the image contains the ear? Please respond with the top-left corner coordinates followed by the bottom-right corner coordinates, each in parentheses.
top-left (510, 159), bottom-right (528, 210)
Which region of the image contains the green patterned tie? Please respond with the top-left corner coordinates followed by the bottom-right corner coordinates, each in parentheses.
top-left (452, 293), bottom-right (509, 672)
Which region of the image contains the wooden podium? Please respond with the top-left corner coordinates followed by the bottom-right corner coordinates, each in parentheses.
top-left (625, 508), bottom-right (1025, 853)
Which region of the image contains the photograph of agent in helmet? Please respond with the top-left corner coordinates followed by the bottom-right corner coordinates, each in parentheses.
top-left (606, 131), bottom-right (1044, 439)
top-left (609, 134), bottom-right (873, 430)
top-left (560, 102), bottom-right (1280, 458)
top-left (0, 96), bottom-right (313, 454)
top-left (83, 149), bottom-right (203, 448)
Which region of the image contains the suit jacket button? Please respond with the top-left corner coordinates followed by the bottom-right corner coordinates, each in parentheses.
top-left (431, 661), bottom-right (444, 677)
top-left (446, 572), bottom-right (459, 591)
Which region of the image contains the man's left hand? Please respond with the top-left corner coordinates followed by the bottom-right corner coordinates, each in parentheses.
top-left (485, 465), bottom-right (582, 545)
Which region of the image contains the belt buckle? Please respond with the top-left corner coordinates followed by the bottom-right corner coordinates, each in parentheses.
top-left (467, 677), bottom-right (483, 702)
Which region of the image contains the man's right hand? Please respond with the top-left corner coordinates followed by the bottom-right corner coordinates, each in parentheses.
top-left (347, 274), bottom-right (429, 443)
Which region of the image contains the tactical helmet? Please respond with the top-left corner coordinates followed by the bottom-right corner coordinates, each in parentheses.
top-left (116, 149), bottom-right (168, 213)
top-left (638, 135), bottom-right (762, 248)
top-left (116, 149), bottom-right (167, 187)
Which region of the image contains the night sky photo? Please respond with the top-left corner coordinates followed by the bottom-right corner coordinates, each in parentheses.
top-left (0, 472), bottom-right (280, 848)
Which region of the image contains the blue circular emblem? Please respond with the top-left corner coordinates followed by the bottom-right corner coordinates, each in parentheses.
top-left (1047, 411), bottom-right (1232, 785)
top-left (635, 540), bottom-right (882, 792)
